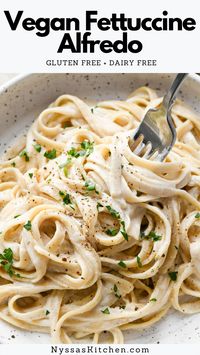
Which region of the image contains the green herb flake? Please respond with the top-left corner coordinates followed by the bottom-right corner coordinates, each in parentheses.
top-left (97, 202), bottom-right (103, 211)
top-left (59, 158), bottom-right (72, 177)
top-left (14, 215), bottom-right (21, 219)
top-left (11, 162), bottom-right (16, 167)
top-left (29, 173), bottom-right (33, 179)
top-left (150, 298), bottom-right (157, 302)
top-left (136, 255), bottom-right (142, 268)
top-left (24, 221), bottom-right (32, 231)
top-left (67, 147), bottom-right (80, 158)
top-left (67, 141), bottom-right (94, 158)
top-left (168, 271), bottom-right (178, 281)
top-left (118, 260), bottom-right (127, 268)
top-left (44, 149), bottom-right (57, 160)
top-left (59, 191), bottom-right (71, 205)
top-left (85, 181), bottom-right (95, 191)
top-left (113, 284), bottom-right (121, 299)
top-left (63, 166), bottom-right (68, 177)
top-left (85, 181), bottom-right (99, 194)
top-left (59, 158), bottom-right (72, 169)
top-left (106, 206), bottom-right (120, 219)
top-left (195, 212), bottom-right (200, 218)
top-left (33, 144), bottom-right (42, 153)
top-left (59, 191), bottom-right (74, 209)
top-left (19, 149), bottom-right (29, 162)
top-left (15, 273), bottom-right (21, 278)
top-left (141, 230), bottom-right (162, 242)
top-left (106, 229), bottom-right (118, 236)
top-left (0, 248), bottom-right (20, 277)
top-left (46, 310), bottom-right (50, 316)
top-left (120, 221), bottom-right (128, 241)
top-left (148, 231), bottom-right (162, 241)
top-left (80, 141), bottom-right (94, 156)
top-left (101, 307), bottom-right (110, 315)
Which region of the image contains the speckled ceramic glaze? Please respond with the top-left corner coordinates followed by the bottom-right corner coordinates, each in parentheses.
top-left (0, 73), bottom-right (200, 344)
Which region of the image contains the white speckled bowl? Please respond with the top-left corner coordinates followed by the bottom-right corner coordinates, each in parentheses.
top-left (0, 73), bottom-right (200, 344)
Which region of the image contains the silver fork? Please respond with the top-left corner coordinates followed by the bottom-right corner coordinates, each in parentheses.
top-left (130, 73), bottom-right (187, 161)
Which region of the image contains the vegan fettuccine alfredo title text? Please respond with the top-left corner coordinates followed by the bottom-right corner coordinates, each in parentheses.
top-left (4, 10), bottom-right (196, 53)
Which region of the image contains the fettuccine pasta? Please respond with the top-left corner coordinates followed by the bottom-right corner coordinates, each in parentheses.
top-left (0, 86), bottom-right (200, 343)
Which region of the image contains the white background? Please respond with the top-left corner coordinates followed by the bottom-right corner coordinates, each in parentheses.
top-left (0, 0), bottom-right (199, 72)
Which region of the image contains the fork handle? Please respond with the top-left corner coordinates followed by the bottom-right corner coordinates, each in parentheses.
top-left (162, 73), bottom-right (188, 111)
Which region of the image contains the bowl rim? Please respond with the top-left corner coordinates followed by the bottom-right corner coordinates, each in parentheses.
top-left (0, 73), bottom-right (199, 94)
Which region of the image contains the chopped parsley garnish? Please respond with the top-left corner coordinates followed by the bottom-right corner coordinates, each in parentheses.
top-left (118, 260), bottom-right (127, 268)
top-left (136, 256), bottom-right (142, 268)
top-left (168, 271), bottom-right (178, 281)
top-left (105, 207), bottom-right (127, 240)
top-left (19, 149), bottom-right (29, 162)
top-left (59, 191), bottom-right (71, 204)
top-left (150, 298), bottom-right (157, 302)
top-left (97, 202), bottom-right (103, 211)
top-left (85, 181), bottom-right (95, 191)
top-left (14, 215), bottom-right (21, 218)
top-left (67, 147), bottom-right (81, 158)
top-left (0, 248), bottom-right (20, 277)
top-left (120, 221), bottom-right (128, 241)
top-left (85, 181), bottom-right (99, 194)
top-left (106, 206), bottom-right (120, 219)
top-left (67, 141), bottom-right (94, 158)
top-left (33, 144), bottom-right (42, 153)
top-left (59, 158), bottom-right (72, 169)
top-left (195, 212), bottom-right (200, 218)
top-left (141, 231), bottom-right (162, 242)
top-left (11, 162), bottom-right (16, 167)
top-left (59, 191), bottom-right (74, 209)
top-left (59, 158), bottom-right (72, 177)
top-left (44, 149), bottom-right (57, 160)
top-left (80, 141), bottom-right (94, 156)
top-left (63, 166), bottom-right (68, 177)
top-left (24, 221), bottom-right (32, 231)
top-left (101, 307), bottom-right (110, 314)
top-left (106, 229), bottom-right (118, 236)
top-left (45, 310), bottom-right (50, 316)
top-left (113, 284), bottom-right (121, 299)
top-left (29, 173), bottom-right (33, 179)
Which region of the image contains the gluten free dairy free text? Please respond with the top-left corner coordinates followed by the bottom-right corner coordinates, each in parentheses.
top-left (46, 59), bottom-right (157, 67)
